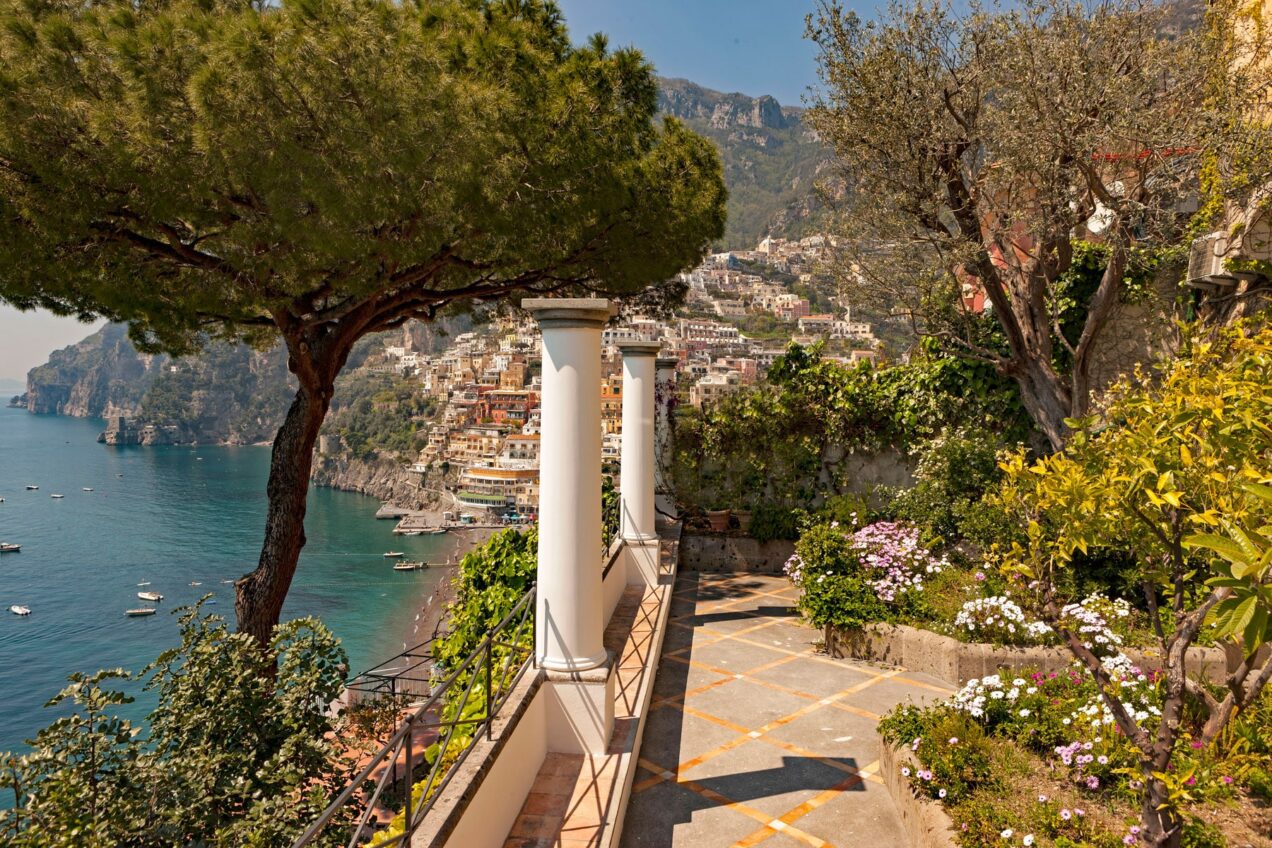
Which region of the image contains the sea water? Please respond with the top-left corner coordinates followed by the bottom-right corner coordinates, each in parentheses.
top-left (0, 406), bottom-right (449, 753)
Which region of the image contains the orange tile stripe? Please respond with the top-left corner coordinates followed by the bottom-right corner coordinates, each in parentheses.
top-left (629, 576), bottom-right (923, 848)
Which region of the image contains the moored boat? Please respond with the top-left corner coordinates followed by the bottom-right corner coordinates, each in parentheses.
top-left (82, 487), bottom-right (93, 492)
top-left (393, 560), bottom-right (426, 571)
top-left (137, 591), bottom-right (164, 602)
top-left (50, 493), bottom-right (64, 499)
top-left (0, 542), bottom-right (20, 553)
top-left (125, 608), bottom-right (157, 617)
top-left (25, 485), bottom-right (38, 490)
top-left (9, 605), bottom-right (30, 616)
top-left (383, 551), bottom-right (405, 558)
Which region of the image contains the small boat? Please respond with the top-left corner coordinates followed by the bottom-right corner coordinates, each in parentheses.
top-left (9, 605), bottom-right (30, 616)
top-left (220, 579), bottom-right (234, 584)
top-left (0, 497), bottom-right (6, 502)
top-left (396, 529), bottom-right (423, 536)
top-left (393, 561), bottom-right (426, 571)
top-left (137, 591), bottom-right (163, 602)
top-left (25, 485), bottom-right (38, 490)
top-left (125, 608), bottom-right (157, 617)
top-left (427, 528), bottom-right (448, 535)
top-left (50, 494), bottom-right (64, 499)
top-left (82, 487), bottom-right (93, 492)
top-left (137, 581), bottom-right (151, 586)
top-left (383, 551), bottom-right (405, 558)
top-left (0, 543), bottom-right (20, 553)
top-left (189, 581), bottom-right (202, 586)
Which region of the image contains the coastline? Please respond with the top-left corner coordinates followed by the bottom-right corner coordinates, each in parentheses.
top-left (400, 526), bottom-right (498, 654)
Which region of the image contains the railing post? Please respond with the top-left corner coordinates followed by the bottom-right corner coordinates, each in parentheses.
top-left (404, 714), bottom-right (415, 839)
top-left (484, 640), bottom-right (493, 741)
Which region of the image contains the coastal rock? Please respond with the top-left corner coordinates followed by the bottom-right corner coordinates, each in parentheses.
top-left (311, 454), bottom-right (426, 507)
top-left (26, 323), bottom-right (294, 445)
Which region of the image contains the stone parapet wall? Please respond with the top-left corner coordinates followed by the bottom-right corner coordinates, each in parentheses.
top-left (678, 531), bottom-right (794, 573)
top-left (826, 623), bottom-right (1231, 686)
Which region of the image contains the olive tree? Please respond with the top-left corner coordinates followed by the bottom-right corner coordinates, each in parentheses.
top-left (806, 0), bottom-right (1269, 449)
top-left (0, 0), bottom-right (726, 646)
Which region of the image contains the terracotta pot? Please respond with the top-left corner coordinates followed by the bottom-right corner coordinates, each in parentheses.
top-left (734, 510), bottom-right (753, 533)
top-left (705, 509), bottom-right (732, 533)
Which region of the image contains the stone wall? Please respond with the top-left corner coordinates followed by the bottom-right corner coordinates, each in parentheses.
top-left (826, 623), bottom-right (1232, 686)
top-left (1085, 271), bottom-right (1181, 398)
top-left (678, 530), bottom-right (795, 573)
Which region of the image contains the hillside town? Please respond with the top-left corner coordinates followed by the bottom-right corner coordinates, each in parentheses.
top-left (345, 234), bottom-right (884, 524)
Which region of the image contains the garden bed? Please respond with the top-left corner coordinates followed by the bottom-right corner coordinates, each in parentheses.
top-left (880, 739), bottom-right (959, 848)
top-left (825, 622), bottom-right (1233, 687)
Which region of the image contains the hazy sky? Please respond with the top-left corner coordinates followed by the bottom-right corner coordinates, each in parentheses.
top-left (555, 0), bottom-right (823, 104)
top-left (0, 0), bottom-right (841, 382)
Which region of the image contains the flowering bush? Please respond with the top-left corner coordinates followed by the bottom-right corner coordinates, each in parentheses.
top-left (951, 592), bottom-right (1131, 653)
top-left (852, 520), bottom-right (949, 601)
top-left (953, 596), bottom-right (1053, 646)
top-left (1057, 593), bottom-right (1131, 659)
top-left (787, 519), bottom-right (948, 628)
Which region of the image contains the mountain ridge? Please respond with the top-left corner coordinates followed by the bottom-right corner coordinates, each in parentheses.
top-left (656, 77), bottom-right (831, 249)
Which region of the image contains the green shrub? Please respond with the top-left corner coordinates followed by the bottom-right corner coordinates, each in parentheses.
top-left (892, 426), bottom-right (1010, 541)
top-left (795, 572), bottom-right (889, 629)
top-left (910, 713), bottom-right (997, 802)
top-left (1181, 818), bottom-right (1228, 848)
top-left (749, 502), bottom-right (801, 542)
top-left (1246, 767), bottom-right (1272, 801)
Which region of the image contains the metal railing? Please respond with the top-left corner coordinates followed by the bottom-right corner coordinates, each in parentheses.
top-left (291, 585), bottom-right (537, 848)
top-left (345, 637), bottom-right (442, 706)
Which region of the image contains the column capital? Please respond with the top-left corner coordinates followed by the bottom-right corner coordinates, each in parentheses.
top-left (522, 297), bottom-right (615, 328)
top-left (655, 356), bottom-right (679, 371)
top-left (616, 339), bottom-right (661, 357)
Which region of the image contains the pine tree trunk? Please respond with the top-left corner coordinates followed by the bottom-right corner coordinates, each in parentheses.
top-left (235, 374), bottom-right (333, 649)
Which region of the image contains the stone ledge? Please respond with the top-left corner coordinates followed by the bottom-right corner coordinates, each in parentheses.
top-left (412, 668), bottom-right (544, 848)
top-left (678, 531), bottom-right (794, 574)
top-left (879, 741), bottom-right (959, 848)
top-left (825, 623), bottom-right (1231, 686)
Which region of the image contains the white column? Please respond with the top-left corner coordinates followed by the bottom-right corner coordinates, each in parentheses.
top-left (617, 340), bottom-right (661, 543)
top-left (523, 298), bottom-right (614, 673)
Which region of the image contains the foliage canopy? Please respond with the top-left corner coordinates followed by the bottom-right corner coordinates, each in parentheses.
top-left (0, 0), bottom-right (728, 645)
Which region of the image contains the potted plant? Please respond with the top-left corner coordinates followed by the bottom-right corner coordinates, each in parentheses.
top-left (705, 504), bottom-right (732, 533)
top-left (734, 506), bottom-right (754, 533)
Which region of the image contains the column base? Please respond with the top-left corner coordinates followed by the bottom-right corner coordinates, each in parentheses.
top-left (544, 653), bottom-right (615, 755)
top-left (537, 648), bottom-right (611, 673)
top-left (622, 537), bottom-right (662, 587)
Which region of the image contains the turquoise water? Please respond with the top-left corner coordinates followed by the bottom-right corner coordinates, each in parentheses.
top-left (0, 406), bottom-right (450, 753)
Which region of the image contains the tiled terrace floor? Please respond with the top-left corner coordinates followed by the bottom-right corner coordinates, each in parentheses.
top-left (619, 572), bottom-right (956, 848)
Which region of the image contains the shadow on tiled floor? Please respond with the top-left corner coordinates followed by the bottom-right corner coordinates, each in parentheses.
top-left (619, 572), bottom-right (954, 848)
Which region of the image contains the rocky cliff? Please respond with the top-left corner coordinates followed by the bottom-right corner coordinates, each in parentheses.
top-left (311, 454), bottom-right (426, 507)
top-left (26, 323), bottom-right (160, 417)
top-left (25, 323), bottom-right (294, 445)
top-left (657, 77), bottom-right (832, 249)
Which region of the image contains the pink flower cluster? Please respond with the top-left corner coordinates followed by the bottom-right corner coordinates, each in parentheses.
top-left (848, 521), bottom-right (947, 602)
